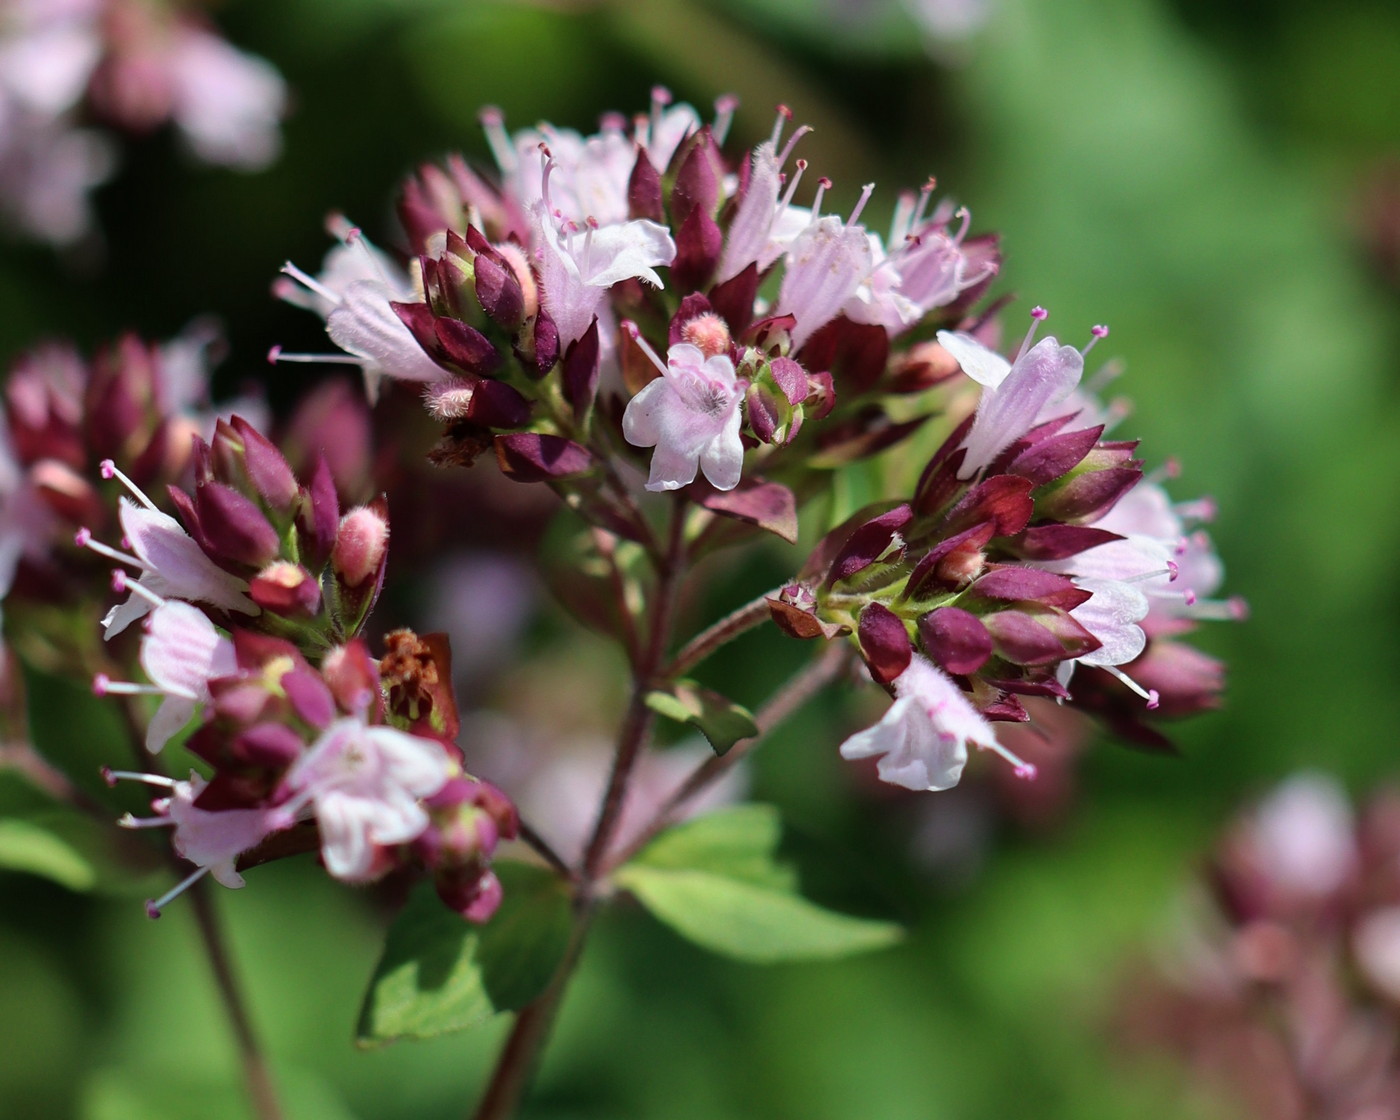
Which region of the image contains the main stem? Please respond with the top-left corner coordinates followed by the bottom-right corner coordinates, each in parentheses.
top-left (471, 504), bottom-right (688, 1120)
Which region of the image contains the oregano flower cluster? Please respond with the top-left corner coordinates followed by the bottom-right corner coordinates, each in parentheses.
top-left (0, 85), bottom-right (1242, 1120)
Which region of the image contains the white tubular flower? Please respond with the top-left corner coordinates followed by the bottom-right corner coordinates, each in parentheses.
top-left (839, 656), bottom-right (1033, 792)
top-left (938, 315), bottom-right (1084, 477)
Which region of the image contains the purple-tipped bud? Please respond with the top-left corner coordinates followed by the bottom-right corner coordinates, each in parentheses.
top-left (983, 609), bottom-right (1100, 666)
top-left (332, 504), bottom-right (390, 589)
top-left (671, 205), bottom-right (723, 292)
top-left (969, 568), bottom-right (1091, 610)
top-left (281, 668), bottom-right (336, 729)
top-left (858, 602), bottom-right (913, 686)
top-left (433, 318), bottom-right (502, 377)
top-left (195, 481), bottom-right (281, 568)
top-left (670, 128), bottom-right (722, 223)
top-left (827, 504), bottom-right (913, 585)
top-left (320, 641), bottom-right (382, 718)
top-left (1036, 466), bottom-right (1143, 524)
top-left (250, 561), bottom-right (322, 617)
top-left (298, 455), bottom-right (341, 571)
top-left (561, 320), bottom-right (601, 424)
top-left (472, 250), bottom-right (526, 331)
top-left (1006, 425), bottom-right (1105, 486)
top-left (746, 382), bottom-right (782, 444)
top-left (231, 416), bottom-right (300, 513)
top-left (628, 148), bottom-right (665, 223)
top-left (919, 607), bottom-right (994, 676)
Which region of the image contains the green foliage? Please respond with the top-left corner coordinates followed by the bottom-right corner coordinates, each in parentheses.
top-left (0, 811), bottom-right (162, 895)
top-left (356, 862), bottom-right (571, 1046)
top-left (616, 805), bottom-right (902, 963)
top-left (644, 681), bottom-right (759, 755)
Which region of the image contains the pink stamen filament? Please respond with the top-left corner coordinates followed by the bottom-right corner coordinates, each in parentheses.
top-left (978, 737), bottom-right (1038, 778)
top-left (269, 350), bottom-right (362, 366)
top-left (810, 177), bottom-right (832, 219)
top-left (146, 867), bottom-right (211, 919)
top-left (1102, 665), bottom-right (1160, 709)
top-left (621, 322), bottom-right (669, 376)
top-left (99, 459), bottom-right (159, 512)
top-left (76, 531), bottom-right (143, 570)
top-left (111, 568), bottom-right (167, 607)
top-left (847, 183), bottom-right (876, 227)
top-left (104, 768), bottom-right (176, 789)
top-left (1081, 324), bottom-right (1110, 357)
top-left (479, 106), bottom-right (516, 175)
top-left (1014, 307), bottom-right (1048, 361)
top-left (712, 94), bottom-right (738, 145)
top-left (280, 262), bottom-right (340, 307)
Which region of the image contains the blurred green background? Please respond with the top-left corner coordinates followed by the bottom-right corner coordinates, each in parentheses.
top-left (2, 0), bottom-right (1398, 1116)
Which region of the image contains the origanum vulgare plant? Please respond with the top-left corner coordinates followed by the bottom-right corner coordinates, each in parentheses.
top-left (0, 90), bottom-right (1241, 1119)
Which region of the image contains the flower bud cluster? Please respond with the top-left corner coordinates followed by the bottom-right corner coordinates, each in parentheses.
top-left (775, 315), bottom-right (1240, 787)
top-left (0, 327), bottom-right (262, 665)
top-left (277, 92), bottom-right (996, 505)
top-left (50, 373), bottom-right (517, 920)
top-left (273, 91), bottom-right (1237, 797)
top-left (1123, 775), bottom-right (1400, 1117)
top-left (0, 0), bottom-right (286, 244)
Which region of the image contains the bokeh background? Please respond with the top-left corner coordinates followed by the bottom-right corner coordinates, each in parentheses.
top-left (2, 0), bottom-right (1398, 1116)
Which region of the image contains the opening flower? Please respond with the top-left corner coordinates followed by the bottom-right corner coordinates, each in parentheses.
top-left (621, 335), bottom-right (745, 492)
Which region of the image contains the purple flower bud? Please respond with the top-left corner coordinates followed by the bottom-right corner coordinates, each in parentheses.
top-left (433, 317), bottom-right (502, 377)
top-left (671, 205), bottom-right (723, 292)
top-left (231, 416), bottom-right (299, 513)
top-left (320, 641), bottom-right (382, 718)
top-left (250, 561), bottom-right (321, 617)
top-left (472, 250), bottom-right (526, 331)
top-left (628, 148), bottom-right (665, 223)
top-left (827, 504), bottom-right (912, 585)
top-left (919, 607), bottom-right (993, 676)
top-left (858, 602), bottom-right (913, 685)
top-left (196, 481), bottom-right (281, 568)
top-left (969, 568), bottom-right (1090, 610)
top-left (562, 320), bottom-right (601, 423)
top-left (1036, 466), bottom-right (1143, 524)
top-left (1008, 524), bottom-right (1124, 561)
top-left (1006, 424), bottom-right (1105, 486)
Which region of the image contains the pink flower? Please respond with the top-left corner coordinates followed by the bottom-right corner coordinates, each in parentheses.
top-left (773, 185), bottom-right (876, 351)
top-left (938, 318), bottom-right (1085, 477)
top-left (114, 769), bottom-right (285, 915)
top-left (95, 599), bottom-right (235, 752)
top-left (839, 656), bottom-right (1032, 791)
top-left (531, 200), bottom-right (676, 348)
top-left (79, 462), bottom-right (256, 638)
top-left (622, 339), bottom-right (745, 492)
top-left (276, 222), bottom-right (446, 400)
top-left (278, 716), bottom-right (453, 882)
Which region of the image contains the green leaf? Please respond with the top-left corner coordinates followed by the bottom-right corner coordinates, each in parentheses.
top-left (616, 805), bottom-right (903, 964)
top-left (0, 812), bottom-right (163, 895)
top-left (0, 818), bottom-right (95, 891)
top-left (644, 680), bottom-right (758, 755)
top-left (356, 861), bottom-right (572, 1046)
